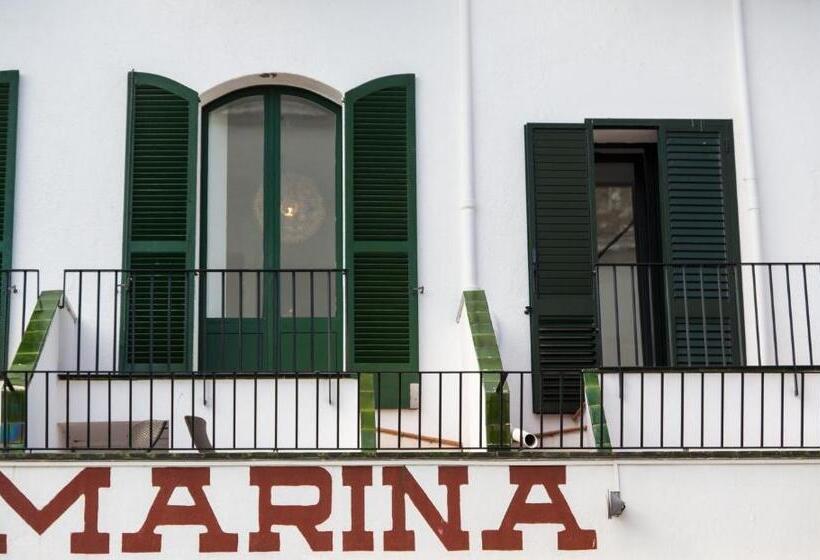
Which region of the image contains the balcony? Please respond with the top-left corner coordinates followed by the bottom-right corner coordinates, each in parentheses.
top-left (0, 263), bottom-right (817, 454)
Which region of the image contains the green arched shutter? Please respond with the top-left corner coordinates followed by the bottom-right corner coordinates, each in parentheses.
top-left (525, 123), bottom-right (597, 414)
top-left (659, 120), bottom-right (742, 366)
top-left (121, 72), bottom-right (198, 372)
top-left (0, 71), bottom-right (19, 369)
top-left (345, 74), bottom-right (418, 408)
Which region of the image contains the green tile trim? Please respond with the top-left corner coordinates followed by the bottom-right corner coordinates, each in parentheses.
top-left (0, 392), bottom-right (25, 448)
top-left (583, 370), bottom-right (612, 449)
top-left (8, 291), bottom-right (62, 381)
top-left (358, 373), bottom-right (376, 450)
top-left (463, 290), bottom-right (510, 448)
top-left (3, 291), bottom-right (62, 430)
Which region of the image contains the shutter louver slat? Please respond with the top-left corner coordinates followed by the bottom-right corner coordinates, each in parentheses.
top-left (661, 121), bottom-right (742, 367)
top-left (126, 254), bottom-right (188, 366)
top-left (0, 81), bottom-right (9, 244)
top-left (674, 317), bottom-right (733, 366)
top-left (346, 75), bottom-right (418, 408)
top-left (526, 124), bottom-right (597, 414)
top-left (0, 71), bottom-right (18, 371)
top-left (131, 84), bottom-right (191, 243)
top-left (122, 72), bottom-right (197, 372)
top-left (352, 86), bottom-right (410, 243)
top-left (667, 130), bottom-right (728, 263)
top-left (352, 253), bottom-right (411, 362)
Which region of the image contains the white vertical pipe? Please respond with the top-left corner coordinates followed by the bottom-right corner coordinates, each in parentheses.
top-left (734, 0), bottom-right (772, 369)
top-left (458, 0), bottom-right (478, 290)
top-left (733, 0), bottom-right (763, 263)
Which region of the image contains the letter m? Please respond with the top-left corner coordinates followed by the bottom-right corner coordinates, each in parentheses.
top-left (0, 468), bottom-right (110, 554)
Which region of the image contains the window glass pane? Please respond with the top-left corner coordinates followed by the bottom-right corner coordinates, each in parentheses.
top-left (206, 95), bottom-right (264, 318)
top-left (595, 160), bottom-right (641, 366)
top-left (278, 95), bottom-right (336, 318)
top-left (595, 162), bottom-right (636, 263)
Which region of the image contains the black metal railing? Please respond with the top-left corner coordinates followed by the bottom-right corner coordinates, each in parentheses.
top-left (2, 263), bottom-right (820, 453)
top-left (4, 369), bottom-right (820, 452)
top-left (60, 269), bottom-right (345, 375)
top-left (594, 262), bottom-right (820, 369)
top-left (0, 269), bottom-right (40, 370)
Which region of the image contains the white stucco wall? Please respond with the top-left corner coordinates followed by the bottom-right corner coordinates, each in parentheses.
top-left (742, 0), bottom-right (820, 262)
top-left (475, 0), bottom-right (740, 375)
top-left (1, 1), bottom-right (819, 439)
top-left (0, 0), bottom-right (465, 373)
top-left (0, 459), bottom-right (819, 558)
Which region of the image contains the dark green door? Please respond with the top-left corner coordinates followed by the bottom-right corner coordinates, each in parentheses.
top-left (525, 123), bottom-right (598, 414)
top-left (121, 72), bottom-right (198, 373)
top-left (658, 120), bottom-right (743, 366)
top-left (201, 88), bottom-right (342, 372)
top-left (345, 74), bottom-right (418, 408)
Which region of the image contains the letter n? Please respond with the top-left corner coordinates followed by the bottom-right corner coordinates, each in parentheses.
top-left (383, 466), bottom-right (469, 551)
top-left (0, 467), bottom-right (110, 554)
top-left (122, 467), bottom-right (237, 553)
top-left (482, 466), bottom-right (596, 551)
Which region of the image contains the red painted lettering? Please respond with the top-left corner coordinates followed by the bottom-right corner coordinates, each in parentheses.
top-left (383, 466), bottom-right (469, 551)
top-left (481, 466), bottom-right (596, 551)
top-left (0, 467), bottom-right (110, 554)
top-left (249, 466), bottom-right (332, 552)
top-left (342, 466), bottom-right (373, 551)
top-left (121, 467), bottom-right (237, 553)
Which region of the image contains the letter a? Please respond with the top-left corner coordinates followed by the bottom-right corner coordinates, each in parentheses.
top-left (122, 467), bottom-right (237, 553)
top-left (482, 466), bottom-right (596, 551)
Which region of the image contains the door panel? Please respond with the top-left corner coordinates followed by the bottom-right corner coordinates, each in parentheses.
top-left (121, 72), bottom-right (198, 372)
top-left (659, 120), bottom-right (743, 366)
top-left (202, 90), bottom-right (341, 372)
top-left (345, 75), bottom-right (418, 408)
top-left (525, 123), bottom-right (597, 414)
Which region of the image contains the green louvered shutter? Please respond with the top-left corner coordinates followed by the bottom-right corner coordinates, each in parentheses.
top-left (659, 120), bottom-right (742, 366)
top-left (346, 74), bottom-right (418, 408)
top-left (0, 71), bottom-right (19, 369)
top-left (525, 124), bottom-right (597, 413)
top-left (121, 72), bottom-right (198, 372)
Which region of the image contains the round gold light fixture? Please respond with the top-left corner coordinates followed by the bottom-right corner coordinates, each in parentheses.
top-left (279, 173), bottom-right (326, 244)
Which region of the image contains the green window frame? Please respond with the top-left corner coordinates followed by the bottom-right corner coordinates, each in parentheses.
top-left (198, 86), bottom-right (344, 373)
top-left (119, 71), bottom-right (419, 404)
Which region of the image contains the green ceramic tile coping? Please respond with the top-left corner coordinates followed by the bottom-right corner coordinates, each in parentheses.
top-left (3, 291), bottom-right (63, 436)
top-left (358, 373), bottom-right (376, 450)
top-left (9, 290), bottom-right (62, 377)
top-left (463, 290), bottom-right (510, 448)
top-left (583, 370), bottom-right (612, 449)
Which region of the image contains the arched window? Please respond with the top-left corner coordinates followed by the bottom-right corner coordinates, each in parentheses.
top-left (121, 72), bottom-right (418, 406)
top-left (201, 88), bottom-right (341, 372)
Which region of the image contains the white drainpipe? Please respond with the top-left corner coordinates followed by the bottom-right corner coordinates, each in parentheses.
top-left (458, 0), bottom-right (479, 291)
top-left (733, 0), bottom-right (763, 263)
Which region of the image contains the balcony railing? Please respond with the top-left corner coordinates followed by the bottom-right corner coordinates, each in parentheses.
top-left (0, 264), bottom-right (819, 454)
top-left (60, 268), bottom-right (345, 374)
top-left (594, 262), bottom-right (820, 368)
top-left (0, 269), bottom-right (41, 368)
top-left (4, 369), bottom-right (820, 452)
